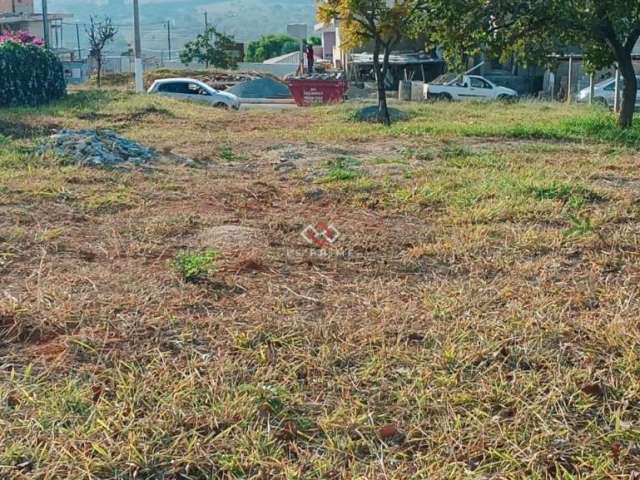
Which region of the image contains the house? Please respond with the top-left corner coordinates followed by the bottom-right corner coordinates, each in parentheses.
top-left (0, 0), bottom-right (70, 49)
top-left (315, 19), bottom-right (345, 68)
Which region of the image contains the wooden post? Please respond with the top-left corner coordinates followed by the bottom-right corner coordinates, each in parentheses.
top-left (589, 73), bottom-right (595, 105)
top-left (566, 55), bottom-right (573, 104)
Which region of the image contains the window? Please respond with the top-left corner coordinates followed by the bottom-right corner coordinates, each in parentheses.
top-left (157, 82), bottom-right (184, 93)
top-left (470, 77), bottom-right (492, 89)
top-left (603, 81), bottom-right (618, 92)
top-left (187, 83), bottom-right (210, 96)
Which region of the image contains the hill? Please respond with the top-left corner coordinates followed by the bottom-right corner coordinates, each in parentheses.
top-left (49, 0), bottom-right (316, 53)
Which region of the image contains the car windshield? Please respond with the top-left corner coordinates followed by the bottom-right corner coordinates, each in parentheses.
top-left (470, 77), bottom-right (492, 88)
top-left (431, 73), bottom-right (461, 85)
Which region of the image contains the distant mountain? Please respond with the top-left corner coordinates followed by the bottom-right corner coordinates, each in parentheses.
top-left (48, 0), bottom-right (316, 55)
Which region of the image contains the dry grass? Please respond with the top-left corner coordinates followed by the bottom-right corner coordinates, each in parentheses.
top-left (2, 91), bottom-right (640, 479)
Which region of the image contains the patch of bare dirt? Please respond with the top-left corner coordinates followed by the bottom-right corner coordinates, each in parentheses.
top-left (197, 225), bottom-right (267, 253)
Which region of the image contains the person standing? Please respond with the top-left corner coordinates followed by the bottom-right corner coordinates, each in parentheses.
top-left (306, 44), bottom-right (315, 75)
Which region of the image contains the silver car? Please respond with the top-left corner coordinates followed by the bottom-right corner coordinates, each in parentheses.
top-left (577, 76), bottom-right (640, 108)
top-left (148, 78), bottom-right (241, 110)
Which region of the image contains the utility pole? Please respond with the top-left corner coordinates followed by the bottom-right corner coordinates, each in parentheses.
top-left (133, 0), bottom-right (144, 93)
top-left (75, 23), bottom-right (82, 59)
top-left (204, 12), bottom-right (208, 31)
top-left (41, 0), bottom-right (51, 48)
top-left (167, 20), bottom-right (172, 60)
top-left (566, 55), bottom-right (573, 104)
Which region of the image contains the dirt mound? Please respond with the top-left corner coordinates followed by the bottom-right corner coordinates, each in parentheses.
top-left (227, 78), bottom-right (292, 99)
top-left (354, 106), bottom-right (410, 123)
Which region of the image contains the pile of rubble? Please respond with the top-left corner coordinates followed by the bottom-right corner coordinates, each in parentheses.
top-left (284, 72), bottom-right (346, 81)
top-left (228, 77), bottom-right (292, 99)
top-left (39, 129), bottom-right (155, 167)
top-left (145, 70), bottom-right (262, 91)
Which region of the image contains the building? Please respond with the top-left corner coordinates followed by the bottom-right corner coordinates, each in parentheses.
top-left (315, 19), bottom-right (345, 68)
top-left (0, 0), bottom-right (70, 49)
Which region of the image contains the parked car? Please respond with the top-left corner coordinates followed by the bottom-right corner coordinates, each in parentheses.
top-left (425, 74), bottom-right (518, 102)
top-left (577, 76), bottom-right (640, 108)
top-left (148, 78), bottom-right (241, 110)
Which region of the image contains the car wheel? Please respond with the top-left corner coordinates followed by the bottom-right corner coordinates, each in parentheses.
top-left (214, 102), bottom-right (229, 109)
top-left (498, 94), bottom-right (516, 103)
top-left (439, 93), bottom-right (453, 102)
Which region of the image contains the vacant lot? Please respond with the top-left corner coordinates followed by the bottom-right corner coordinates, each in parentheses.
top-left (2, 92), bottom-right (640, 479)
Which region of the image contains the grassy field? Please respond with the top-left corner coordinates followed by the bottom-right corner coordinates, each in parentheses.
top-left (2, 91), bottom-right (640, 479)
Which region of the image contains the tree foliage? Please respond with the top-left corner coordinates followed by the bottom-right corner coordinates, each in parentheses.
top-left (246, 34), bottom-right (299, 62)
top-left (318, 0), bottom-right (428, 125)
top-left (85, 16), bottom-right (118, 89)
top-left (180, 27), bottom-right (238, 69)
top-left (0, 39), bottom-right (65, 107)
top-left (424, 0), bottom-right (640, 128)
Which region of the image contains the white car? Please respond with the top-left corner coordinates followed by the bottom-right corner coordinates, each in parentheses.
top-left (425, 75), bottom-right (518, 102)
top-left (148, 78), bottom-right (241, 110)
top-left (577, 76), bottom-right (640, 108)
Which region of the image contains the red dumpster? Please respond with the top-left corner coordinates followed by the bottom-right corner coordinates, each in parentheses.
top-left (287, 79), bottom-right (348, 107)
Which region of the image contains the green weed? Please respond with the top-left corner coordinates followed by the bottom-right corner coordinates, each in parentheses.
top-left (172, 249), bottom-right (220, 282)
top-left (323, 156), bottom-right (361, 182)
top-left (564, 214), bottom-right (597, 238)
top-left (218, 146), bottom-right (246, 162)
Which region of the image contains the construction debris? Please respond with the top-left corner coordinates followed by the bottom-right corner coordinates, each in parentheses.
top-left (145, 69), bottom-right (262, 91)
top-left (39, 129), bottom-right (155, 167)
top-left (284, 72), bottom-right (346, 81)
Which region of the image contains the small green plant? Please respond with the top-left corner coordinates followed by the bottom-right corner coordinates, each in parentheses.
top-left (441, 144), bottom-right (473, 159)
top-left (218, 146), bottom-right (246, 162)
top-left (564, 214), bottom-right (596, 238)
top-left (530, 182), bottom-right (603, 208)
top-left (531, 183), bottom-right (574, 201)
top-left (172, 249), bottom-right (219, 282)
top-left (323, 156), bottom-right (360, 182)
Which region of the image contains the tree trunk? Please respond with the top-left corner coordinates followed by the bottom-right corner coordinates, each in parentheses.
top-left (97, 56), bottom-right (102, 89)
top-left (617, 54), bottom-right (637, 129)
top-left (372, 38), bottom-right (390, 126)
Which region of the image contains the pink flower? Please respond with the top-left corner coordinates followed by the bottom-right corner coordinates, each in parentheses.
top-left (0, 30), bottom-right (45, 47)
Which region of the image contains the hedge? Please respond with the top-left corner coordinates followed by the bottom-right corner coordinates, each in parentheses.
top-left (0, 41), bottom-right (66, 107)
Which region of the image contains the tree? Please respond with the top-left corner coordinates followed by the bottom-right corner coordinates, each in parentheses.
top-left (425, 0), bottom-right (640, 128)
top-left (0, 36), bottom-right (66, 107)
top-left (85, 16), bottom-right (117, 89)
top-left (318, 0), bottom-right (428, 125)
top-left (180, 27), bottom-right (238, 69)
top-left (246, 34), bottom-right (299, 62)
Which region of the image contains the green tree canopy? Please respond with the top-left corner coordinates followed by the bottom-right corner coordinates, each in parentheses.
top-left (245, 34), bottom-right (299, 62)
top-left (423, 0), bottom-right (640, 128)
top-left (180, 27), bottom-right (238, 69)
top-left (318, 0), bottom-right (429, 125)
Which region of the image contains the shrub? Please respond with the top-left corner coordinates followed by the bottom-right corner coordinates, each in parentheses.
top-left (172, 249), bottom-right (220, 282)
top-left (0, 34), bottom-right (66, 107)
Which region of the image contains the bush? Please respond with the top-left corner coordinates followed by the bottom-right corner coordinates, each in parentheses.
top-left (0, 39), bottom-right (66, 107)
top-left (172, 249), bottom-right (220, 282)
